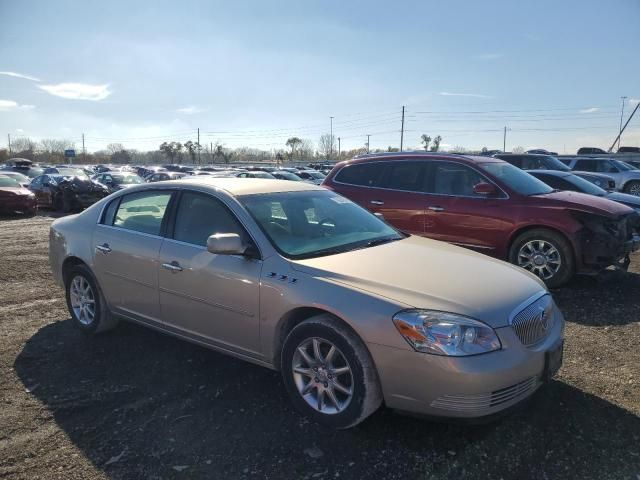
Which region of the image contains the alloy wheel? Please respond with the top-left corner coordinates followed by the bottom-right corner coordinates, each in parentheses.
top-left (628, 183), bottom-right (640, 196)
top-left (69, 275), bottom-right (96, 325)
top-left (292, 337), bottom-right (354, 415)
top-left (517, 240), bottom-right (562, 280)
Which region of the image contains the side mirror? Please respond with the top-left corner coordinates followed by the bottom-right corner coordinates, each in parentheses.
top-left (473, 182), bottom-right (497, 196)
top-left (206, 233), bottom-right (246, 255)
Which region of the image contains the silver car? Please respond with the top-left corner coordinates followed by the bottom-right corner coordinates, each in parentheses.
top-left (49, 178), bottom-right (564, 428)
top-left (563, 157), bottom-right (640, 195)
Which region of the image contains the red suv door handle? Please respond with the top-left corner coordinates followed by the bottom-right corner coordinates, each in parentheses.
top-left (370, 200), bottom-right (384, 205)
top-left (428, 206), bottom-right (445, 212)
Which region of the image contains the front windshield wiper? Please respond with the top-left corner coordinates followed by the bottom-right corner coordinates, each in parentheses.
top-left (361, 236), bottom-right (402, 248)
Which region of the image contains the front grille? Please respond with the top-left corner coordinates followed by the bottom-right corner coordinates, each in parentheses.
top-left (430, 377), bottom-right (537, 413)
top-left (511, 295), bottom-right (554, 346)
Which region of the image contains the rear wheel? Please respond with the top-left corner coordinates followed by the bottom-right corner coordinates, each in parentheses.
top-left (509, 229), bottom-right (574, 288)
top-left (623, 181), bottom-right (640, 196)
top-left (281, 315), bottom-right (382, 429)
top-left (65, 264), bottom-right (119, 334)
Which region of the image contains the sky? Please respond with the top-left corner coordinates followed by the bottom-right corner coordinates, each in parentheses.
top-left (1, 0), bottom-right (639, 155)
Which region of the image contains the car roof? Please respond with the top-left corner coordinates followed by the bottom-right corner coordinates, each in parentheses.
top-left (159, 176), bottom-right (325, 196)
top-left (348, 151), bottom-right (506, 165)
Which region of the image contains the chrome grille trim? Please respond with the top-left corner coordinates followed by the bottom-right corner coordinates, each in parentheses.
top-left (431, 377), bottom-right (537, 413)
top-left (510, 294), bottom-right (554, 347)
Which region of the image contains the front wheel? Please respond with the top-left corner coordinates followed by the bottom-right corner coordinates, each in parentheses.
top-left (623, 181), bottom-right (640, 196)
top-left (509, 229), bottom-right (574, 288)
top-left (281, 315), bottom-right (382, 429)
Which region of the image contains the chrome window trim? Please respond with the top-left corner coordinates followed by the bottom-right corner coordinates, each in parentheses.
top-left (96, 223), bottom-right (165, 240)
top-left (331, 159), bottom-right (510, 200)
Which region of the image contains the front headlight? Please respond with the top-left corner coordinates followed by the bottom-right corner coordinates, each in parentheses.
top-left (392, 310), bottom-right (501, 356)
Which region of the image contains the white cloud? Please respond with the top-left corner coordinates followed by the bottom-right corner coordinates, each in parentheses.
top-left (176, 105), bottom-right (206, 114)
top-left (439, 92), bottom-right (492, 99)
top-left (38, 83), bottom-right (111, 101)
top-left (0, 99), bottom-right (35, 111)
top-left (0, 71), bottom-right (41, 82)
top-left (475, 53), bottom-right (503, 60)
top-left (580, 107), bottom-right (599, 113)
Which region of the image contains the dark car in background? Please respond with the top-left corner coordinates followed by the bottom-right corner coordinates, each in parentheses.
top-left (0, 171), bottom-right (31, 187)
top-left (44, 167), bottom-right (90, 178)
top-left (28, 174), bottom-right (109, 212)
top-left (1, 158), bottom-right (44, 179)
top-left (494, 153), bottom-right (616, 190)
top-left (577, 147), bottom-right (608, 155)
top-left (145, 171), bottom-right (187, 182)
top-left (323, 152), bottom-right (640, 287)
top-left (527, 170), bottom-right (640, 213)
top-left (0, 174), bottom-right (37, 216)
top-left (296, 170), bottom-right (326, 184)
top-left (271, 170), bottom-right (304, 181)
top-left (92, 172), bottom-right (145, 193)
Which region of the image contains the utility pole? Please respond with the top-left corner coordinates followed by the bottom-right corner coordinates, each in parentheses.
top-left (503, 126), bottom-right (507, 152)
top-left (617, 96), bottom-right (627, 151)
top-left (197, 128), bottom-right (201, 164)
top-left (210, 142), bottom-right (213, 164)
top-left (366, 134), bottom-right (371, 153)
top-left (7, 133), bottom-right (11, 155)
top-left (400, 105), bottom-right (405, 151)
top-left (329, 116), bottom-right (334, 160)
top-left (82, 133), bottom-right (85, 163)
top-left (338, 137), bottom-right (341, 159)
top-left (609, 101), bottom-right (640, 152)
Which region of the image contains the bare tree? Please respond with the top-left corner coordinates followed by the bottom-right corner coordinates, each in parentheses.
top-left (184, 141), bottom-right (197, 163)
top-left (285, 137), bottom-right (303, 159)
top-left (39, 138), bottom-right (73, 154)
top-left (10, 137), bottom-right (37, 158)
top-left (106, 143), bottom-right (125, 155)
top-left (159, 142), bottom-right (183, 163)
top-left (318, 134), bottom-right (336, 160)
top-left (512, 146), bottom-right (525, 153)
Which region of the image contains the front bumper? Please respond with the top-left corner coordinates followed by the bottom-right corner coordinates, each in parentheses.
top-left (0, 196), bottom-right (37, 214)
top-left (368, 310), bottom-right (564, 419)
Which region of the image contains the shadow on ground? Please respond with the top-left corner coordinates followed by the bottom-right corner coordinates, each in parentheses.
top-left (14, 318), bottom-right (640, 480)
top-left (552, 270), bottom-right (640, 326)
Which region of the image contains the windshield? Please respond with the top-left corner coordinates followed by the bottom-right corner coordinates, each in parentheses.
top-left (565, 175), bottom-right (607, 196)
top-left (57, 168), bottom-right (88, 178)
top-left (305, 171), bottom-right (325, 179)
top-left (615, 160), bottom-right (637, 171)
top-left (240, 190), bottom-right (403, 259)
top-left (543, 156), bottom-right (571, 171)
top-left (23, 168), bottom-right (44, 178)
top-left (275, 171), bottom-right (302, 181)
top-left (2, 172), bottom-right (29, 183)
top-left (252, 171), bottom-right (276, 179)
top-left (113, 174), bottom-right (144, 184)
top-left (480, 162), bottom-right (553, 196)
top-left (0, 176), bottom-right (21, 187)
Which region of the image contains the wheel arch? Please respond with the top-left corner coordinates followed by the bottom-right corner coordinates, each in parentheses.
top-left (507, 225), bottom-right (577, 266)
top-left (61, 256), bottom-right (89, 285)
top-left (272, 307), bottom-right (364, 370)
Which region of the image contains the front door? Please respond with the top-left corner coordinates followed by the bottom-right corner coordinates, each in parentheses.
top-left (423, 161), bottom-right (510, 253)
top-left (158, 191), bottom-right (262, 357)
top-left (92, 190), bottom-right (174, 323)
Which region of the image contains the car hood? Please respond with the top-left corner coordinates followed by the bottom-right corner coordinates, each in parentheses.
top-left (534, 190), bottom-right (634, 217)
top-left (606, 191), bottom-right (640, 209)
top-left (290, 235), bottom-right (546, 328)
top-left (0, 186), bottom-right (33, 195)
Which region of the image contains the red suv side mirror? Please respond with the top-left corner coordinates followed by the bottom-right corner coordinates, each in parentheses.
top-left (473, 182), bottom-right (497, 196)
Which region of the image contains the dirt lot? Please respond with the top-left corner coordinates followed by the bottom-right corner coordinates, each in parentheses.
top-left (0, 213), bottom-right (639, 480)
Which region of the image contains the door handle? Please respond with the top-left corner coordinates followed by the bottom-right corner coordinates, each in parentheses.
top-left (162, 262), bottom-right (183, 272)
top-left (95, 243), bottom-right (112, 254)
top-left (370, 200), bottom-right (385, 205)
top-left (428, 206), bottom-right (445, 212)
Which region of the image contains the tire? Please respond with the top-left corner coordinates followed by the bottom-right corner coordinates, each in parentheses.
top-left (281, 314), bottom-right (382, 429)
top-left (623, 180), bottom-right (640, 196)
top-left (62, 193), bottom-right (73, 213)
top-left (509, 228), bottom-right (574, 288)
top-left (52, 194), bottom-right (63, 211)
top-left (64, 264), bottom-right (119, 334)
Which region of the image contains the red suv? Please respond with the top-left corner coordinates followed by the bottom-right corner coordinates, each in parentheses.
top-left (323, 153), bottom-right (640, 287)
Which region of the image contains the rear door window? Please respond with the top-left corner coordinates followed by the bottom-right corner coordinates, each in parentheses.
top-left (574, 159), bottom-right (596, 171)
top-left (113, 191), bottom-right (173, 236)
top-left (379, 161), bottom-right (425, 192)
top-left (334, 162), bottom-right (386, 187)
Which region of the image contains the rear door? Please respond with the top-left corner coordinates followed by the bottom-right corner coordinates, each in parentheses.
top-left (158, 190), bottom-right (262, 356)
top-left (422, 161), bottom-right (510, 253)
top-left (92, 190), bottom-right (174, 323)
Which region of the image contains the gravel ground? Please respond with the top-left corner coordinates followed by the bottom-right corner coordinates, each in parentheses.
top-left (0, 213), bottom-right (638, 480)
